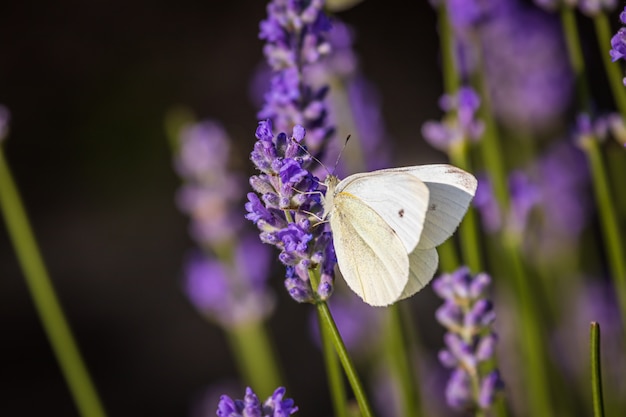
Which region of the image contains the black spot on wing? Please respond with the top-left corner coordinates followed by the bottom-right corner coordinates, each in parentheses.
top-left (398, 208), bottom-right (404, 218)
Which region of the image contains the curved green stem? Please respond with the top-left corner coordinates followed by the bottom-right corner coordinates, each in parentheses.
top-left (590, 322), bottom-right (605, 417)
top-left (227, 321), bottom-right (283, 399)
top-left (0, 148), bottom-right (107, 417)
top-left (316, 301), bottom-right (375, 417)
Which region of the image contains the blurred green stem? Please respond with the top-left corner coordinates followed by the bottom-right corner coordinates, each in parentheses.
top-left (505, 238), bottom-right (552, 416)
top-left (561, 7), bottom-right (592, 112)
top-left (385, 304), bottom-right (422, 417)
top-left (0, 147), bottom-right (107, 417)
top-left (450, 143), bottom-right (482, 273)
top-left (581, 139), bottom-right (626, 336)
top-left (593, 13), bottom-right (626, 117)
top-left (590, 322), bottom-right (605, 417)
top-left (227, 321), bottom-right (283, 399)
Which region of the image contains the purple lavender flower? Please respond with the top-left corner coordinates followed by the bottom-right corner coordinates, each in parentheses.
top-left (0, 105), bottom-right (10, 142)
top-left (577, 0), bottom-right (617, 16)
top-left (258, 0), bottom-right (334, 155)
top-left (246, 121), bottom-right (336, 303)
top-left (421, 87), bottom-right (484, 154)
top-left (434, 267), bottom-right (503, 411)
top-left (216, 386), bottom-right (298, 417)
top-left (479, 2), bottom-right (573, 134)
top-left (184, 233), bottom-right (276, 327)
top-left (173, 119), bottom-right (277, 327)
top-left (174, 120), bottom-right (244, 245)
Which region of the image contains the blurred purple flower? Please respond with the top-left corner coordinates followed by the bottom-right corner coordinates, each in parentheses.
top-left (474, 141), bottom-right (590, 254)
top-left (184, 233), bottom-right (275, 327)
top-left (435, 267), bottom-right (503, 411)
top-left (174, 120), bottom-right (245, 245)
top-left (479, 0), bottom-right (573, 134)
top-left (577, 0), bottom-right (617, 16)
top-left (246, 121), bottom-right (336, 303)
top-left (217, 387), bottom-right (298, 417)
top-left (473, 171), bottom-right (540, 236)
top-left (422, 87), bottom-right (484, 154)
top-left (0, 105), bottom-right (9, 141)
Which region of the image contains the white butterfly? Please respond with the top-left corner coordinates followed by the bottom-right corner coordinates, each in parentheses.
top-left (323, 164), bottom-right (477, 306)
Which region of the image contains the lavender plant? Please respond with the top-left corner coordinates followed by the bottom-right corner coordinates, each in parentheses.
top-left (216, 387), bottom-right (298, 417)
top-left (435, 267), bottom-right (503, 413)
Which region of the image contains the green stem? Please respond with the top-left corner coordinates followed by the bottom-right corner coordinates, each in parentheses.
top-left (385, 304), bottom-right (422, 417)
top-left (450, 143), bottom-right (482, 273)
top-left (505, 239), bottom-right (552, 416)
top-left (316, 301), bottom-right (375, 417)
top-left (318, 305), bottom-right (349, 417)
top-left (582, 139), bottom-right (626, 335)
top-left (227, 321), bottom-right (283, 399)
top-left (0, 148), bottom-right (107, 417)
top-left (438, 5), bottom-right (460, 95)
top-left (593, 13), bottom-right (626, 117)
top-left (590, 322), bottom-right (605, 417)
top-left (561, 7), bottom-right (593, 112)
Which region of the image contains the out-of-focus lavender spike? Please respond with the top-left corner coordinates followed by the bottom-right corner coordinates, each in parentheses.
top-left (174, 120), bottom-right (245, 245)
top-left (479, 2), bottom-right (574, 135)
top-left (216, 386), bottom-right (298, 417)
top-left (183, 236), bottom-right (276, 327)
top-left (422, 87), bottom-right (484, 153)
top-left (0, 105), bottom-right (10, 142)
top-left (435, 267), bottom-right (504, 411)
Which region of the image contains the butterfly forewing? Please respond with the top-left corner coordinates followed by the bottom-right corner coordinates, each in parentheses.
top-left (335, 171), bottom-right (430, 254)
top-left (376, 165), bottom-right (477, 249)
top-left (330, 192), bottom-right (410, 306)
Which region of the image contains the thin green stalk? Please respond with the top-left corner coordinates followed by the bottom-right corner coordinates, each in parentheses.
top-left (315, 299), bottom-right (375, 417)
top-left (0, 148), bottom-right (107, 417)
top-left (385, 304), bottom-right (422, 417)
top-left (561, 7), bottom-right (593, 112)
top-left (505, 239), bottom-right (552, 416)
top-left (590, 322), bottom-right (605, 417)
top-left (319, 307), bottom-right (349, 417)
top-left (438, 5), bottom-right (460, 95)
top-left (227, 321), bottom-right (282, 399)
top-left (450, 142), bottom-right (482, 273)
top-left (581, 139), bottom-right (626, 334)
top-left (309, 269), bottom-right (373, 417)
top-left (438, 239), bottom-right (460, 272)
top-left (593, 13), bottom-right (626, 117)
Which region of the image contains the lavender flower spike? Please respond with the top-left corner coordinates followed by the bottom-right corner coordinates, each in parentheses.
top-left (246, 120), bottom-right (336, 303)
top-left (217, 386), bottom-right (298, 417)
top-left (435, 267), bottom-right (504, 411)
top-left (0, 105), bottom-right (10, 142)
top-left (610, 8), bottom-right (626, 66)
top-left (421, 86), bottom-right (484, 154)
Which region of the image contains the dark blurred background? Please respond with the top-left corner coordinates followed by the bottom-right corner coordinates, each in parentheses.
top-left (0, 1), bottom-right (444, 416)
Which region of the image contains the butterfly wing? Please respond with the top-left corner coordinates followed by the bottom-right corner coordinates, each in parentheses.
top-left (398, 247), bottom-right (439, 300)
top-left (375, 164), bottom-right (477, 249)
top-left (330, 192), bottom-right (410, 306)
top-left (335, 171), bottom-right (430, 254)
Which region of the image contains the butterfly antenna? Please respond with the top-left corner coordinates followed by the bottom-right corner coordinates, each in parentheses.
top-left (332, 135), bottom-right (351, 174)
top-left (291, 137), bottom-right (332, 177)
